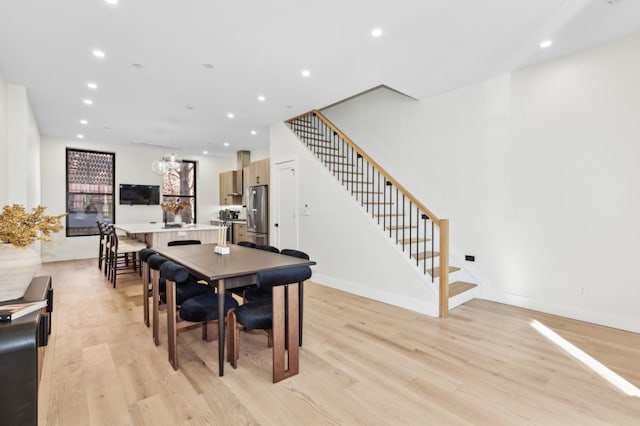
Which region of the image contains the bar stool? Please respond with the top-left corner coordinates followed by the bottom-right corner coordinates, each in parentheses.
top-left (106, 226), bottom-right (147, 288)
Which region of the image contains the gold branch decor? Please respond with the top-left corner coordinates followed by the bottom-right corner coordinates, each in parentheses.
top-left (0, 204), bottom-right (66, 248)
top-left (160, 198), bottom-right (188, 215)
top-left (0, 204), bottom-right (66, 301)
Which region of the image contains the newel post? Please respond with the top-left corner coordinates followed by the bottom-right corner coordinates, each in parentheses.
top-left (439, 219), bottom-right (449, 318)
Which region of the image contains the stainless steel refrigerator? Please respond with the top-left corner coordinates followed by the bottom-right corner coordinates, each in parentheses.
top-left (246, 185), bottom-right (268, 245)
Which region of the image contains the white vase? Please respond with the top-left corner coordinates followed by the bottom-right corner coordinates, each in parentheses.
top-left (0, 244), bottom-right (42, 302)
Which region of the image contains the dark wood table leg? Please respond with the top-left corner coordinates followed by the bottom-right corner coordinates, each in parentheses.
top-left (273, 282), bottom-right (299, 383)
top-left (218, 279), bottom-right (226, 376)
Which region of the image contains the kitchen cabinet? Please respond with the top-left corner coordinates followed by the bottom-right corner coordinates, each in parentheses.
top-left (219, 170), bottom-right (242, 205)
top-left (233, 222), bottom-right (247, 244)
top-left (244, 158), bottom-right (269, 187)
top-left (242, 159), bottom-right (270, 205)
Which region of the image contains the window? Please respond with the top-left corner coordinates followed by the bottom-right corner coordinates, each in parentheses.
top-left (66, 148), bottom-right (115, 237)
top-left (162, 160), bottom-right (196, 223)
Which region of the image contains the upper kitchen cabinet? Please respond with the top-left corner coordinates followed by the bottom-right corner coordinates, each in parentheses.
top-left (219, 170), bottom-right (242, 205)
top-left (245, 158), bottom-right (269, 187)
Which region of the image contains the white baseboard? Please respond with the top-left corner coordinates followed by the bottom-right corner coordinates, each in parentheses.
top-left (313, 273), bottom-right (439, 317)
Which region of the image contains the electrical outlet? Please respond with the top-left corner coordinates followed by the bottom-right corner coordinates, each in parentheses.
top-left (465, 255), bottom-right (475, 262)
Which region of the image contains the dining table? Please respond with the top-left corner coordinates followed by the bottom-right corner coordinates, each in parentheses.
top-left (153, 243), bottom-right (316, 377)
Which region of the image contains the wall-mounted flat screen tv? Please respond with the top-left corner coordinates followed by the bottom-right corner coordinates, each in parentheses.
top-left (119, 184), bottom-right (160, 205)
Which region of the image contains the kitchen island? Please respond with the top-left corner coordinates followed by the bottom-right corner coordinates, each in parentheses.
top-left (115, 223), bottom-right (225, 248)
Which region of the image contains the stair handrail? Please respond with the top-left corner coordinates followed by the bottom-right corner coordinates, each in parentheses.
top-left (307, 110), bottom-right (441, 225)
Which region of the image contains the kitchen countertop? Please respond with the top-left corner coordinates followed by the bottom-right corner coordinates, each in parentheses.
top-left (116, 223), bottom-right (224, 233)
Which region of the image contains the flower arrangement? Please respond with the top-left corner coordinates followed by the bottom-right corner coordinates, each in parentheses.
top-left (0, 204), bottom-right (66, 248)
top-left (160, 198), bottom-right (188, 214)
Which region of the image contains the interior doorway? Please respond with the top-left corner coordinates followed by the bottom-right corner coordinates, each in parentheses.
top-left (274, 160), bottom-right (298, 250)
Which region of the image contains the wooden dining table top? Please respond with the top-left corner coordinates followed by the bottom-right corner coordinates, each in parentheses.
top-left (153, 243), bottom-right (316, 283)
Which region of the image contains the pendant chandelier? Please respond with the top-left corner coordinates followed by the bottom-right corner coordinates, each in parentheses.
top-left (151, 152), bottom-right (181, 175)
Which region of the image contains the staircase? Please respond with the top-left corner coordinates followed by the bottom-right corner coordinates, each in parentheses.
top-left (285, 110), bottom-right (478, 316)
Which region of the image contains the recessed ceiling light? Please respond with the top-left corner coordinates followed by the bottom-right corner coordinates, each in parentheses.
top-left (202, 150), bottom-right (208, 155)
top-left (539, 40), bottom-right (553, 49)
top-left (83, 99), bottom-right (93, 105)
top-left (250, 130), bottom-right (257, 135)
top-left (105, 0), bottom-right (118, 4)
top-left (301, 69), bottom-right (311, 78)
top-left (80, 119), bottom-right (88, 125)
top-left (77, 134), bottom-right (85, 139)
top-left (87, 82), bottom-right (98, 90)
top-left (371, 28), bottom-right (383, 38)
top-left (92, 49), bottom-right (106, 58)
top-left (257, 95), bottom-right (266, 102)
top-left (227, 113), bottom-right (235, 119)
top-left (223, 142), bottom-right (230, 147)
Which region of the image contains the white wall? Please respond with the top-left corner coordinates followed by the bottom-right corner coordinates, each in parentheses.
top-left (270, 123), bottom-right (438, 316)
top-left (4, 85), bottom-right (41, 208)
top-left (40, 137), bottom-right (236, 262)
top-left (319, 35), bottom-right (640, 332)
top-left (0, 72), bottom-right (7, 204)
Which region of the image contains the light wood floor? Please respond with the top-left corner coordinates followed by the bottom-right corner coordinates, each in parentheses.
top-left (37, 259), bottom-right (640, 425)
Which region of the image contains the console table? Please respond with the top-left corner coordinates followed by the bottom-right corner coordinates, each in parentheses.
top-left (0, 275), bottom-right (52, 426)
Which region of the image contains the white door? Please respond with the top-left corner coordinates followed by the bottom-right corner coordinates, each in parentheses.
top-left (274, 160), bottom-right (298, 250)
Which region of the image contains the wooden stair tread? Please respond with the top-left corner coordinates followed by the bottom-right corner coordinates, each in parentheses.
top-left (449, 281), bottom-right (478, 298)
top-left (302, 135), bottom-right (332, 143)
top-left (344, 180), bottom-right (373, 184)
top-left (308, 143), bottom-right (338, 151)
top-left (399, 237), bottom-right (431, 244)
top-left (325, 161), bottom-right (355, 166)
top-left (315, 152), bottom-right (344, 158)
top-left (291, 127), bottom-right (323, 135)
top-left (334, 170), bottom-right (363, 175)
top-left (427, 266), bottom-right (461, 278)
top-left (412, 251), bottom-right (439, 260)
top-left (386, 225), bottom-right (417, 231)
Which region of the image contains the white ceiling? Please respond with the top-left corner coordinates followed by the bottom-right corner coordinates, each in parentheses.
top-left (1, 0), bottom-right (639, 157)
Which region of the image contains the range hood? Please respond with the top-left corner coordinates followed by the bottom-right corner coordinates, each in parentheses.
top-left (226, 150), bottom-right (250, 196)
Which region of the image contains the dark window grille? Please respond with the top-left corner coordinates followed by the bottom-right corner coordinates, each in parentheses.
top-left (66, 148), bottom-right (115, 237)
top-left (162, 160), bottom-right (196, 223)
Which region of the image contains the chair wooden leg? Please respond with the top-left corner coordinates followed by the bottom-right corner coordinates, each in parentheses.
top-left (142, 263), bottom-right (150, 327)
top-left (167, 279), bottom-right (178, 370)
top-left (151, 269), bottom-right (161, 346)
top-left (202, 321), bottom-right (218, 342)
top-left (226, 309), bottom-right (238, 369)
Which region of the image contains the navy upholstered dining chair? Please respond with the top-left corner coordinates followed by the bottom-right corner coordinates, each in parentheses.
top-left (226, 265), bottom-right (312, 382)
top-left (161, 260), bottom-right (238, 370)
top-left (236, 241), bottom-right (256, 248)
top-left (148, 253), bottom-right (169, 345)
top-left (139, 248), bottom-right (157, 327)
